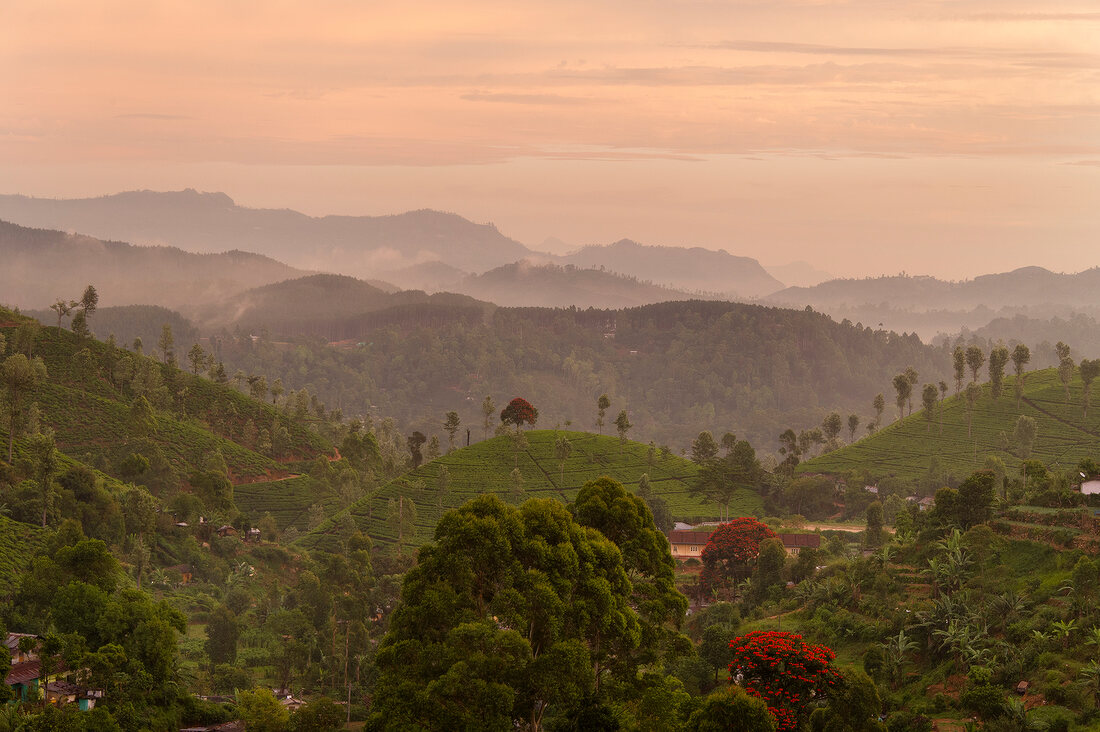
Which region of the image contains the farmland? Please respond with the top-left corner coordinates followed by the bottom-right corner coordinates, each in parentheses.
top-left (301, 429), bottom-right (763, 550)
top-left (800, 368), bottom-right (1100, 485)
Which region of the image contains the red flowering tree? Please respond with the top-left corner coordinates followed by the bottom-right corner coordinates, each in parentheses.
top-left (500, 397), bottom-right (539, 430)
top-left (700, 517), bottom-right (776, 591)
top-left (728, 631), bottom-right (841, 731)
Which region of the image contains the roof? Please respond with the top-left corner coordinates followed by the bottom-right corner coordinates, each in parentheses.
top-left (5, 633), bottom-right (37, 653)
top-left (778, 534), bottom-right (822, 548)
top-left (668, 530), bottom-right (714, 544)
top-left (6, 660), bottom-right (40, 686)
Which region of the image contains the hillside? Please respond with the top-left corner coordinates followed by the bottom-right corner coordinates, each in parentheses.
top-left (558, 239), bottom-right (784, 299)
top-left (301, 429), bottom-right (763, 551)
top-left (456, 260), bottom-right (711, 308)
top-left (0, 190), bottom-right (535, 277)
top-left (0, 218), bottom-right (306, 311)
top-left (800, 367), bottom-right (1100, 486)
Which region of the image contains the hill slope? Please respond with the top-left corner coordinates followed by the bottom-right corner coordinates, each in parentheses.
top-left (800, 367), bottom-right (1100, 485)
top-left (301, 430), bottom-right (764, 551)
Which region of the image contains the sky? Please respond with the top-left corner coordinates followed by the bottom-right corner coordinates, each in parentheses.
top-left (2, 0), bottom-right (1098, 279)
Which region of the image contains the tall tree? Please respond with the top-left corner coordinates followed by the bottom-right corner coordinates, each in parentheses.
top-left (1059, 344), bottom-right (1076, 403)
top-left (70, 310), bottom-right (89, 339)
top-left (1, 353), bottom-right (48, 462)
top-left (892, 374), bottom-right (912, 421)
top-left (847, 414), bottom-right (860, 442)
top-left (443, 411), bottom-right (461, 452)
top-left (965, 346), bottom-right (986, 384)
top-left (872, 393), bottom-right (885, 426)
top-left (692, 431), bottom-right (719, 464)
top-left (436, 464), bottom-right (450, 507)
top-left (158, 324), bottom-right (175, 366)
top-left (79, 284), bottom-right (98, 319)
top-left (921, 383), bottom-right (938, 433)
top-left (778, 428), bottom-right (801, 475)
top-left (48, 298), bottom-right (74, 328)
top-left (596, 393), bottom-right (611, 434)
top-left (821, 412), bottom-right (842, 446)
top-left (205, 604), bottom-right (240, 669)
top-left (27, 429), bottom-right (58, 527)
top-left (1012, 415), bottom-right (1037, 460)
top-left (1081, 359), bottom-right (1100, 418)
top-left (694, 440), bottom-right (762, 521)
top-left (1011, 344), bottom-right (1031, 408)
top-left (904, 366), bottom-right (919, 415)
top-left (406, 431), bottom-right (427, 468)
top-left (187, 343), bottom-right (206, 374)
top-left (500, 397), bottom-right (538, 431)
top-left (481, 395), bottom-right (495, 439)
top-left (554, 435), bottom-right (572, 487)
top-left (939, 380), bottom-right (948, 402)
top-left (953, 346), bottom-right (966, 395)
top-left (614, 409), bottom-right (632, 451)
top-left (988, 346), bottom-right (1009, 400)
top-left (965, 381), bottom-right (982, 438)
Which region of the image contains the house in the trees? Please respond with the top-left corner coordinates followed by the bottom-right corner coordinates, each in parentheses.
top-left (777, 533), bottom-right (821, 556)
top-left (667, 529), bottom-right (714, 559)
top-left (4, 633), bottom-right (96, 706)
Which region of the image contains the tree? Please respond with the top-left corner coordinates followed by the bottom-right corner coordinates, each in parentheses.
top-left (1011, 344), bottom-right (1031, 408)
top-left (964, 381), bottom-right (982, 437)
top-left (865, 501), bottom-right (885, 548)
top-left (904, 366), bottom-right (919, 414)
top-left (481, 395), bottom-right (495, 439)
top-left (921, 384), bottom-right (938, 433)
top-left (694, 440), bottom-right (762, 521)
top-left (847, 414), bottom-right (860, 442)
top-left (965, 346), bottom-right (985, 384)
top-left (270, 377), bottom-right (284, 406)
top-left (892, 374), bottom-right (911, 421)
top-left (872, 394), bottom-right (885, 426)
top-left (1012, 415), bottom-right (1037, 460)
top-left (70, 310), bottom-right (90, 339)
top-left (1081, 359), bottom-right (1100, 418)
top-left (956, 470), bottom-right (996, 530)
top-left (988, 346), bottom-right (1009, 400)
top-left (614, 409), bottom-right (632, 451)
top-left (406, 431), bottom-right (427, 468)
top-left (777, 429), bottom-right (801, 475)
top-left (238, 687), bottom-right (290, 732)
top-left (554, 435), bottom-right (572, 487)
top-left (1058, 341), bottom-right (1074, 402)
top-left (728, 631), bottom-right (842, 731)
top-left (79, 285), bottom-right (98, 319)
top-left (701, 518), bottom-right (777, 592)
top-left (187, 344), bottom-right (206, 374)
top-left (688, 685), bottom-right (777, 732)
top-left (821, 413), bottom-right (842, 447)
top-left (388, 495), bottom-right (417, 554)
top-left (370, 495), bottom-right (642, 731)
top-left (500, 397), bottom-right (538, 430)
top-left (692, 431), bottom-right (719, 465)
top-left (811, 670), bottom-right (885, 732)
top-left (435, 464), bottom-right (450, 508)
top-left (443, 411), bottom-right (461, 452)
top-left (157, 324), bottom-right (175, 366)
top-left (596, 394), bottom-right (611, 433)
top-left (27, 430), bottom-right (58, 527)
top-left (939, 380), bottom-right (948, 402)
top-left (953, 346), bottom-right (966, 395)
top-left (205, 605), bottom-right (240, 669)
top-left (48, 298), bottom-right (73, 328)
top-left (1, 353), bottom-right (47, 462)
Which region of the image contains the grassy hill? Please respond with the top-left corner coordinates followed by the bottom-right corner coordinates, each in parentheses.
top-left (302, 429), bottom-right (764, 551)
top-left (800, 367), bottom-right (1100, 485)
top-left (0, 516), bottom-right (47, 594)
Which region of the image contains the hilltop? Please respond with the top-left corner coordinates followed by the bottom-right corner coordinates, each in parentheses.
top-left (301, 429), bottom-right (763, 551)
top-left (800, 367), bottom-right (1100, 487)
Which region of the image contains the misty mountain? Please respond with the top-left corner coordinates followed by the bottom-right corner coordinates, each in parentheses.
top-left (454, 261), bottom-right (711, 309)
top-left (378, 260), bottom-right (468, 292)
top-left (558, 239), bottom-right (784, 298)
top-left (0, 219), bottom-right (305, 311)
top-left (0, 189), bottom-right (534, 278)
top-left (764, 260), bottom-right (833, 289)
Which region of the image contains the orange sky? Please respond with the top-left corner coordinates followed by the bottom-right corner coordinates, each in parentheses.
top-left (2, 1), bottom-right (1098, 278)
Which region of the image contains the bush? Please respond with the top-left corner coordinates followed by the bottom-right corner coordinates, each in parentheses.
top-left (886, 710), bottom-right (933, 732)
top-left (959, 684), bottom-right (1008, 720)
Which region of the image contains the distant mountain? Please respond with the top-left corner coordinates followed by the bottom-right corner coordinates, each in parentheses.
top-left (764, 261), bottom-right (832, 289)
top-left (456, 260), bottom-right (710, 308)
top-left (0, 190), bottom-right (535, 277)
top-left (378, 260), bottom-right (468, 292)
top-left (559, 239), bottom-right (784, 298)
top-left (0, 219), bottom-right (305, 311)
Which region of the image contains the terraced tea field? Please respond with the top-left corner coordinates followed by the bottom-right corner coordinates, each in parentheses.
top-left (302, 430), bottom-right (763, 550)
top-left (801, 368), bottom-right (1100, 484)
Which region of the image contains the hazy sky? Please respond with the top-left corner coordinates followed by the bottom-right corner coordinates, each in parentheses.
top-left (3, 1), bottom-right (1098, 279)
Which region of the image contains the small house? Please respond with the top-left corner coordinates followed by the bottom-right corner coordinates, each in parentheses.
top-left (1016, 680), bottom-right (1029, 695)
top-left (667, 530), bottom-right (714, 559)
top-left (918, 497), bottom-right (935, 512)
top-left (778, 534), bottom-right (822, 556)
top-left (247, 528), bottom-right (261, 542)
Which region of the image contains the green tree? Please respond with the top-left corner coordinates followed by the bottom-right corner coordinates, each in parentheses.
top-left (436, 465), bottom-right (450, 508)
top-left (988, 346), bottom-right (1009, 400)
top-left (49, 298), bottom-right (74, 328)
top-left (1081, 358), bottom-right (1100, 418)
top-left (694, 440), bottom-right (762, 521)
top-left (27, 429), bottom-right (58, 527)
top-left (388, 495), bottom-right (417, 554)
top-left (205, 605), bottom-right (240, 670)
top-left (821, 413), bottom-right (842, 447)
top-left (481, 395), bottom-right (495, 439)
top-left (965, 345), bottom-right (985, 384)
top-left (597, 393), bottom-right (611, 433)
top-left (1012, 415), bottom-right (1038, 460)
top-left (1057, 341), bottom-right (1074, 402)
top-left (687, 685), bottom-right (776, 732)
top-left (70, 310), bottom-right (90, 339)
top-left (238, 687), bottom-right (290, 732)
top-left (555, 435), bottom-right (573, 487)
top-left (406, 431), bottom-right (427, 468)
top-left (157, 324), bottom-right (175, 366)
top-left (956, 470), bottom-right (996, 530)
top-left (692, 431), bottom-right (719, 465)
top-left (79, 284), bottom-right (98, 319)
top-left (443, 411), bottom-right (461, 452)
top-left (1011, 343), bottom-right (1031, 408)
top-left (614, 409), bottom-right (632, 451)
top-left (186, 344), bottom-right (206, 374)
top-left (892, 374), bottom-right (911, 421)
top-left (1, 353), bottom-right (47, 462)
top-left (872, 393), bottom-right (885, 426)
top-left (964, 381), bottom-right (982, 437)
top-left (865, 501), bottom-right (885, 548)
top-left (847, 414), bottom-right (860, 442)
top-left (920, 384), bottom-right (938, 432)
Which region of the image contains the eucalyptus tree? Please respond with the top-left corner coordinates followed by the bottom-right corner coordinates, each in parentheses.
top-left (892, 374), bottom-right (912, 421)
top-left (1057, 341), bottom-right (1074, 403)
top-left (1080, 358), bottom-right (1100, 418)
top-left (965, 346), bottom-right (986, 384)
top-left (921, 383), bottom-right (938, 433)
top-left (953, 346), bottom-right (966, 395)
top-left (988, 346), bottom-right (1009, 399)
top-left (1, 353), bottom-right (48, 462)
top-left (965, 382), bottom-right (982, 437)
top-left (1011, 344), bottom-right (1031, 408)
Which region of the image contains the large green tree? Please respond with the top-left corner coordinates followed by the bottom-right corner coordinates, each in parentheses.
top-left (1, 353), bottom-right (47, 462)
